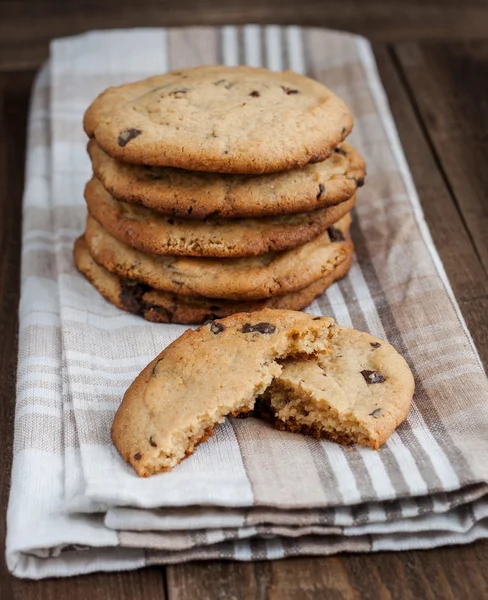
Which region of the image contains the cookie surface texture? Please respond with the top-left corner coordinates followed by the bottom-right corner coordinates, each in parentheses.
top-left (112, 309), bottom-right (337, 476)
top-left (85, 176), bottom-right (356, 257)
top-left (84, 214), bottom-right (353, 300)
top-left (88, 139), bottom-right (365, 219)
top-left (258, 328), bottom-right (414, 449)
top-left (73, 235), bottom-right (352, 322)
top-left (84, 66), bottom-right (353, 173)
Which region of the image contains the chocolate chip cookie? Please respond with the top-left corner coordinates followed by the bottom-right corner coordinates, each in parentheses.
top-left (112, 310), bottom-right (413, 476)
top-left (74, 236), bottom-right (352, 323)
top-left (112, 309), bottom-right (338, 475)
top-left (88, 139), bottom-right (365, 219)
top-left (84, 213), bottom-right (353, 300)
top-left (84, 66), bottom-right (353, 174)
top-left (256, 328), bottom-right (414, 449)
top-left (85, 176), bottom-right (356, 258)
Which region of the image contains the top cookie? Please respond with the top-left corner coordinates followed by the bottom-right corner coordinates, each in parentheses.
top-left (84, 66), bottom-right (353, 174)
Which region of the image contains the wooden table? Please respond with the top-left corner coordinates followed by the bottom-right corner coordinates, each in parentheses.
top-left (1, 1), bottom-right (488, 597)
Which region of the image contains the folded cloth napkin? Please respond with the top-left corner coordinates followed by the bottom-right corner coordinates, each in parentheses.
top-left (6, 26), bottom-right (488, 579)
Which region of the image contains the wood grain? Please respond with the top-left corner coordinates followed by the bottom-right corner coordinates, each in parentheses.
top-left (0, 69), bottom-right (32, 600)
top-left (375, 43), bottom-right (488, 367)
top-left (2, 0), bottom-right (488, 69)
top-left (394, 40), bottom-right (488, 277)
top-left (166, 541), bottom-right (488, 600)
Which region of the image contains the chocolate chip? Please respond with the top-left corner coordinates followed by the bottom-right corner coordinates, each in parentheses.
top-left (361, 370), bottom-right (386, 384)
top-left (333, 147), bottom-right (347, 156)
top-left (149, 436), bottom-right (157, 447)
top-left (313, 316), bottom-right (322, 320)
top-left (119, 279), bottom-right (151, 314)
top-left (169, 89), bottom-right (187, 96)
top-left (187, 207), bottom-right (193, 216)
top-left (241, 322), bottom-right (276, 334)
top-left (327, 227), bottom-right (345, 243)
top-left (370, 342), bottom-right (381, 349)
top-left (133, 452), bottom-right (142, 461)
top-left (316, 183), bottom-right (325, 199)
top-left (118, 128), bottom-right (142, 147)
top-left (356, 177), bottom-right (365, 187)
top-left (250, 90), bottom-right (260, 97)
top-left (204, 320), bottom-right (225, 334)
top-left (369, 408), bottom-right (382, 418)
top-left (167, 219), bottom-right (175, 225)
top-left (281, 86), bottom-right (299, 94)
top-left (341, 126), bottom-right (347, 136)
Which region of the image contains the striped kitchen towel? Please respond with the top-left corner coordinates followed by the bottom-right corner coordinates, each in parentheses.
top-left (6, 27), bottom-right (488, 579)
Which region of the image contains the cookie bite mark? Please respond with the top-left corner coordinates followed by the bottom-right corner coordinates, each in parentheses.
top-left (111, 310), bottom-right (338, 476)
top-left (256, 328), bottom-right (414, 450)
top-left (118, 128), bottom-right (142, 147)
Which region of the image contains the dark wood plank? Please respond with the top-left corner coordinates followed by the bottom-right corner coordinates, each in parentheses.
top-left (167, 540), bottom-right (488, 600)
top-left (0, 68), bottom-right (33, 600)
top-left (375, 43), bottom-right (488, 368)
top-left (393, 40), bottom-right (488, 277)
top-left (166, 42), bottom-right (488, 598)
top-left (0, 70), bottom-right (166, 600)
top-left (10, 570), bottom-right (166, 600)
top-left (2, 0), bottom-right (488, 70)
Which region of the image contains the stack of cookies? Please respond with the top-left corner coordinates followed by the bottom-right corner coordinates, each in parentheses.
top-left (74, 66), bottom-right (366, 324)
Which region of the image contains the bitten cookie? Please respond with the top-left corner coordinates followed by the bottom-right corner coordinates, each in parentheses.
top-left (255, 328), bottom-right (414, 449)
top-left (84, 66), bottom-right (353, 173)
top-left (84, 214), bottom-right (353, 300)
top-left (88, 139), bottom-right (365, 219)
top-left (112, 310), bottom-right (338, 476)
top-left (85, 176), bottom-right (356, 258)
top-left (73, 236), bottom-right (352, 323)
top-left (112, 310), bottom-right (414, 476)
